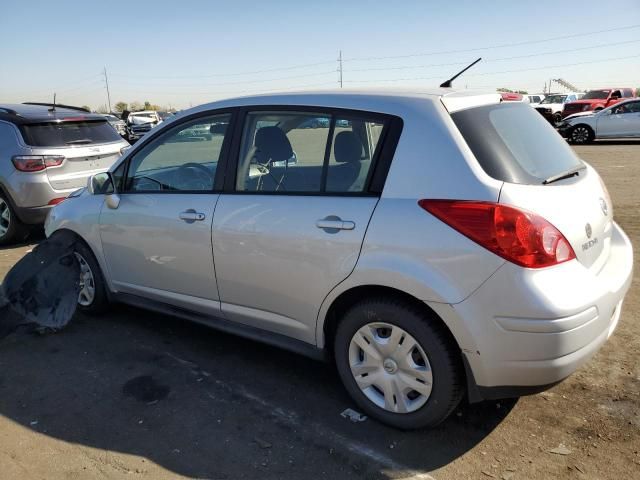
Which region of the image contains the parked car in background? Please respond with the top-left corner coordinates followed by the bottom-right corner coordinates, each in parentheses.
top-left (526, 93), bottom-right (546, 107)
top-left (559, 98), bottom-right (640, 144)
top-left (125, 110), bottom-right (164, 143)
top-left (535, 92), bottom-right (583, 124)
top-left (499, 92), bottom-right (524, 102)
top-left (45, 89), bottom-right (633, 429)
top-left (104, 114), bottom-right (128, 138)
top-left (562, 88), bottom-right (636, 118)
top-left (0, 103), bottom-right (129, 244)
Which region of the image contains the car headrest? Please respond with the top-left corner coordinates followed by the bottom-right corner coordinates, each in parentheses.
top-left (255, 126), bottom-right (293, 163)
top-left (210, 123), bottom-right (227, 135)
top-left (334, 131), bottom-right (363, 163)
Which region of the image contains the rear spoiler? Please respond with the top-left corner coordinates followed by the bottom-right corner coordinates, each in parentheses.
top-left (23, 102), bottom-right (91, 113)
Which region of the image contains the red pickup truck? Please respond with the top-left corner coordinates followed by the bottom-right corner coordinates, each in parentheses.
top-left (562, 88), bottom-right (636, 118)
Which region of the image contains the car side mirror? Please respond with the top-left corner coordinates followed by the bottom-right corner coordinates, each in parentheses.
top-left (88, 172), bottom-right (121, 209)
top-left (88, 172), bottom-right (114, 195)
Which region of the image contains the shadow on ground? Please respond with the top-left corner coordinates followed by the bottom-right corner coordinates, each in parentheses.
top-left (0, 306), bottom-right (516, 479)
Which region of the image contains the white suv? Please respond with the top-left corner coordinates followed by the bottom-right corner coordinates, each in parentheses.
top-left (45, 89), bottom-right (633, 429)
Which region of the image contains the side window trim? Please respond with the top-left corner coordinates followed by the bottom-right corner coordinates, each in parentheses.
top-left (222, 105), bottom-right (403, 196)
top-left (121, 109), bottom-right (237, 195)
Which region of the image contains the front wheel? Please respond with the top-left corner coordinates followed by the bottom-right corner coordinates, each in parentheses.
top-left (569, 125), bottom-right (595, 144)
top-left (74, 241), bottom-right (110, 314)
top-left (334, 298), bottom-right (463, 429)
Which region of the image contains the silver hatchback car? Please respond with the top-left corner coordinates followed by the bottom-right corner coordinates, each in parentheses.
top-left (45, 90), bottom-right (633, 429)
top-left (0, 103), bottom-right (129, 244)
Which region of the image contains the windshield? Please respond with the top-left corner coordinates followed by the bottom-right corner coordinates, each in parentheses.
top-left (20, 120), bottom-right (122, 147)
top-left (451, 103), bottom-right (583, 184)
top-left (540, 95), bottom-right (567, 104)
top-left (582, 90), bottom-right (610, 100)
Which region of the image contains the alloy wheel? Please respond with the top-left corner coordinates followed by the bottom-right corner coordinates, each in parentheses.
top-left (0, 198), bottom-right (11, 238)
top-left (75, 253), bottom-right (96, 307)
top-left (348, 322), bottom-right (433, 414)
top-left (571, 126), bottom-right (591, 144)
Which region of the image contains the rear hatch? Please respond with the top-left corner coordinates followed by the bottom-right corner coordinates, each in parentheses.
top-left (450, 102), bottom-right (613, 271)
top-left (20, 119), bottom-right (124, 190)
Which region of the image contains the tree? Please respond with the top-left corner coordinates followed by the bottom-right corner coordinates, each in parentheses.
top-left (96, 104), bottom-right (109, 114)
top-left (114, 101), bottom-right (128, 113)
top-left (81, 105), bottom-right (91, 112)
top-left (129, 101), bottom-right (143, 112)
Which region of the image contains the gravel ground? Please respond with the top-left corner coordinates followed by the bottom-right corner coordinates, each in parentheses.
top-left (0, 141), bottom-right (638, 479)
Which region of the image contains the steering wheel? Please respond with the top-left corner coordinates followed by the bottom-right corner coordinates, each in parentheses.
top-left (176, 162), bottom-right (214, 190)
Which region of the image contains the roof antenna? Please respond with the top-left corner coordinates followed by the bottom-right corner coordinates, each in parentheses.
top-left (440, 58), bottom-right (482, 88)
top-left (49, 93), bottom-right (56, 112)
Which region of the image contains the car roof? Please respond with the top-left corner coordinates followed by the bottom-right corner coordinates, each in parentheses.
top-left (0, 103), bottom-right (107, 125)
top-left (184, 88), bottom-right (502, 116)
top-left (129, 110), bottom-right (159, 115)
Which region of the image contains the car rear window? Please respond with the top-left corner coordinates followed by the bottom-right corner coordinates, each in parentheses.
top-left (20, 120), bottom-right (122, 147)
top-left (451, 102), bottom-right (583, 184)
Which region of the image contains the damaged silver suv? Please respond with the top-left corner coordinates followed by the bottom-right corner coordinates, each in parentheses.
top-left (0, 103), bottom-right (129, 244)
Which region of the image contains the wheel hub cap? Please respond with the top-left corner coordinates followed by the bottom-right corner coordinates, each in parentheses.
top-left (348, 322), bottom-right (433, 414)
top-left (383, 358), bottom-right (398, 374)
top-left (75, 253), bottom-right (95, 307)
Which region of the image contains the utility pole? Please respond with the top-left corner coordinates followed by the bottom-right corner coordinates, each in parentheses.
top-left (338, 50), bottom-right (343, 88)
top-left (103, 66), bottom-right (112, 113)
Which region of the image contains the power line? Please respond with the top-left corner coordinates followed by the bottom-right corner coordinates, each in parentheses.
top-left (110, 70), bottom-right (336, 89)
top-left (110, 60), bottom-right (336, 80)
top-left (343, 24), bottom-right (640, 62)
top-left (107, 81), bottom-right (337, 97)
top-left (348, 39), bottom-right (640, 73)
top-left (344, 54), bottom-right (640, 83)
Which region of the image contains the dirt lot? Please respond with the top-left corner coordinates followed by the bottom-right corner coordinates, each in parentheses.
top-left (0, 141), bottom-right (638, 479)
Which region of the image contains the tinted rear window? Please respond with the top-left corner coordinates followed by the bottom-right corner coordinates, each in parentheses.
top-left (451, 102), bottom-right (582, 184)
top-left (20, 120), bottom-right (121, 147)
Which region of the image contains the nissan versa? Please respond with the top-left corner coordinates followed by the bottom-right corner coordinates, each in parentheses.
top-left (44, 89), bottom-right (633, 429)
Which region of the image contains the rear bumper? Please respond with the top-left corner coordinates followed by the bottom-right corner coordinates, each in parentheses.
top-left (14, 204), bottom-right (53, 225)
top-left (436, 222), bottom-right (633, 400)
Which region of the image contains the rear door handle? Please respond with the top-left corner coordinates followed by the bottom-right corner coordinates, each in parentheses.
top-left (316, 217), bottom-right (355, 231)
top-left (179, 210), bottom-right (206, 223)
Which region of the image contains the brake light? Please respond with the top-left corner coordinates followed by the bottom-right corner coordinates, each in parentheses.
top-left (48, 197), bottom-right (67, 206)
top-left (418, 200), bottom-right (576, 268)
top-left (12, 155), bottom-right (64, 172)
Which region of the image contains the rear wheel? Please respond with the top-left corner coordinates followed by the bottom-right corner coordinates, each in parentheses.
top-left (553, 112), bottom-right (563, 124)
top-left (569, 125), bottom-right (595, 144)
top-left (0, 193), bottom-right (28, 246)
top-left (334, 298), bottom-right (463, 429)
top-left (73, 241), bottom-right (109, 314)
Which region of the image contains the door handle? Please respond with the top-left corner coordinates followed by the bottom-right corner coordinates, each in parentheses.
top-left (316, 216), bottom-right (355, 232)
top-left (179, 210), bottom-right (206, 223)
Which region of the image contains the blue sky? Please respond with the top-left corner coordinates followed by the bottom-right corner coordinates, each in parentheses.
top-left (1, 0), bottom-right (639, 110)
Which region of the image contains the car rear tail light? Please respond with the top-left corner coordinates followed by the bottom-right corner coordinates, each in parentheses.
top-left (12, 155), bottom-right (65, 172)
top-left (418, 200), bottom-right (576, 268)
top-left (47, 197), bottom-right (67, 206)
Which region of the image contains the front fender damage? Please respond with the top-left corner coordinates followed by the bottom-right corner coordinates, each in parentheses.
top-left (0, 231), bottom-right (80, 338)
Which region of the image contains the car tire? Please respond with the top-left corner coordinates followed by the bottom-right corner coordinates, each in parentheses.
top-left (553, 113), bottom-right (563, 124)
top-left (569, 125), bottom-right (595, 144)
top-left (74, 241), bottom-right (110, 315)
top-left (334, 297), bottom-right (464, 429)
top-left (0, 192), bottom-right (28, 246)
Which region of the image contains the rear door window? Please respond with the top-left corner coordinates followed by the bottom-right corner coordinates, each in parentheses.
top-left (235, 110), bottom-right (389, 194)
top-left (20, 120), bottom-right (122, 147)
top-left (451, 102), bottom-right (583, 184)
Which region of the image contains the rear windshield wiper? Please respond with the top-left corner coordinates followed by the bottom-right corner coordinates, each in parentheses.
top-left (65, 139), bottom-right (93, 145)
top-left (542, 165), bottom-right (586, 185)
